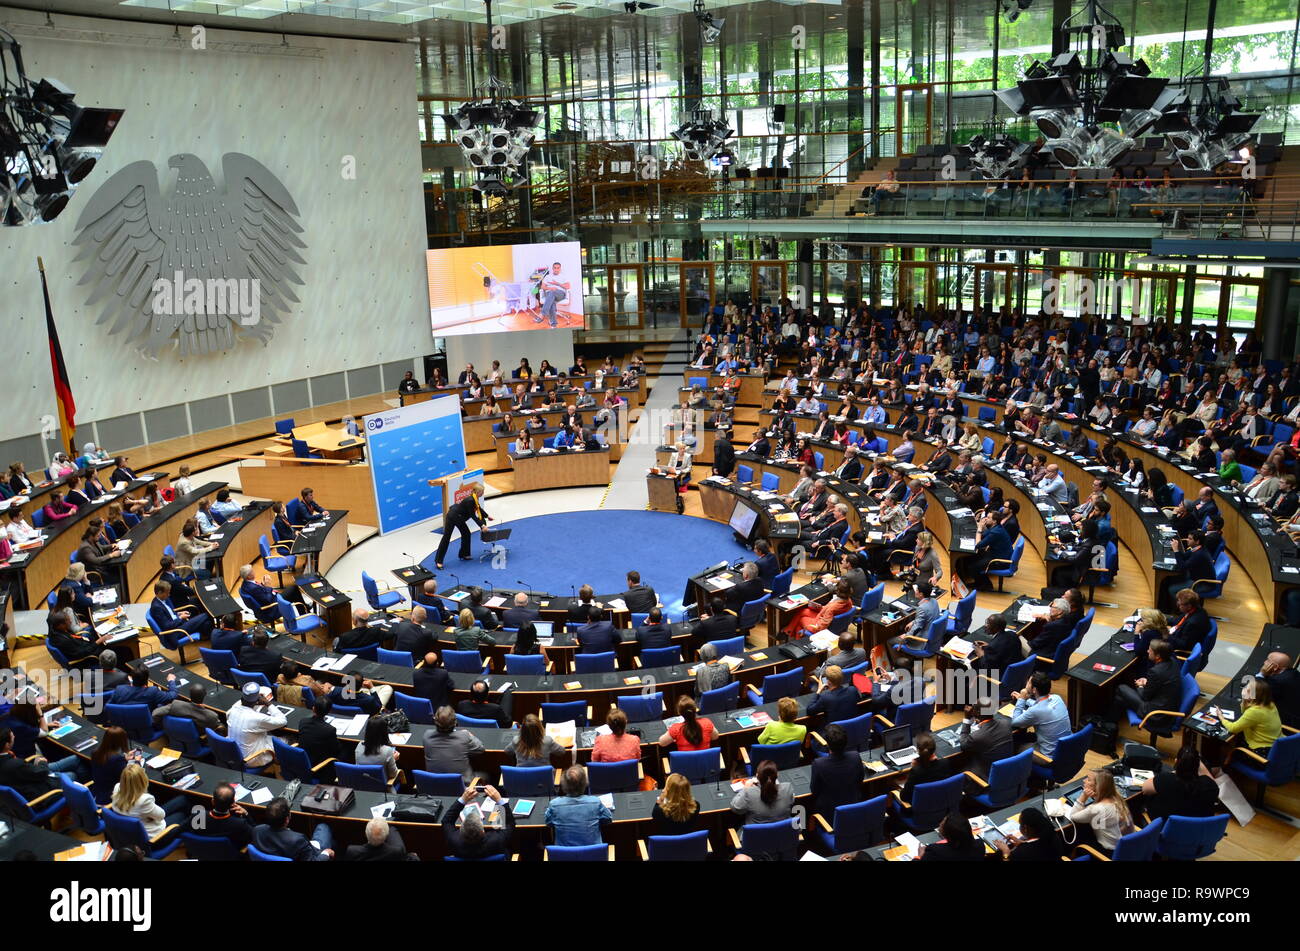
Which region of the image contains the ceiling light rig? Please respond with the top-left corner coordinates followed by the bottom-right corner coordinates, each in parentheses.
top-left (1, 27), bottom-right (123, 226)
top-left (1155, 76), bottom-right (1259, 171)
top-left (964, 123), bottom-right (1033, 179)
top-left (693, 0), bottom-right (724, 44)
top-left (670, 1), bottom-right (732, 168)
top-left (441, 0), bottom-right (541, 196)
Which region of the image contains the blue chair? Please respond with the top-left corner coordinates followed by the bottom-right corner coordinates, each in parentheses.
top-left (813, 451), bottom-right (825, 471)
top-left (760, 472), bottom-right (781, 492)
top-left (47, 639), bottom-right (95, 672)
top-left (1072, 606), bottom-right (1096, 642)
top-left (231, 668), bottom-right (273, 690)
top-left (248, 843), bottom-right (293, 862)
top-left (745, 667), bottom-right (802, 706)
top-left (736, 595), bottom-right (768, 634)
top-left (641, 646), bottom-right (681, 667)
top-left (273, 736), bottom-right (333, 782)
top-left (1156, 814), bottom-right (1230, 860)
top-left (769, 567), bottom-right (794, 599)
top-left (743, 740), bottom-right (802, 773)
top-left (688, 376), bottom-right (707, 388)
top-left (858, 583), bottom-right (885, 624)
top-left (1229, 730), bottom-right (1300, 809)
top-left (629, 613), bottom-right (649, 628)
top-left (699, 681), bottom-right (740, 714)
top-left (445, 853), bottom-right (507, 862)
top-left (181, 833), bottom-right (245, 861)
top-left (30, 509), bottom-right (46, 529)
top-left (362, 570), bottom-right (405, 612)
top-left (378, 647), bottom-right (415, 668)
top-left (274, 418), bottom-right (296, 435)
top-left (736, 464), bottom-right (754, 484)
top-left (587, 759), bottom-right (641, 794)
top-left (277, 594), bottom-right (326, 640)
top-left (1081, 817), bottom-right (1164, 861)
top-left (877, 696), bottom-right (935, 735)
top-left (103, 809), bottom-right (183, 858)
top-left (813, 711), bottom-right (874, 754)
top-left (1168, 483), bottom-right (1185, 507)
top-left (1192, 551), bottom-right (1231, 601)
top-left (0, 783), bottom-right (65, 825)
top-left (259, 535), bottom-right (297, 585)
top-left (1238, 463), bottom-right (1257, 483)
top-left (77, 691), bottom-right (111, 724)
top-left (349, 643), bottom-right (379, 662)
top-left (291, 438), bottom-right (322, 460)
top-left (207, 728), bottom-right (268, 775)
top-left (966, 748), bottom-right (1035, 811)
top-left (732, 818), bottom-right (799, 860)
top-left (707, 635), bottom-right (745, 657)
top-left (500, 765), bottom-right (554, 797)
top-left (643, 830), bottom-right (711, 861)
top-left (541, 701), bottom-right (589, 726)
top-left (443, 649), bottom-right (490, 674)
top-left (199, 648), bottom-right (239, 686)
top-left (336, 761), bottom-right (393, 792)
top-left (987, 536), bottom-right (1026, 592)
top-left (1037, 629), bottom-right (1082, 680)
top-left (1180, 642), bottom-right (1205, 678)
top-left (945, 589), bottom-right (977, 636)
top-left (105, 702), bottom-right (163, 743)
top-left (668, 748), bottom-right (723, 783)
top-left (456, 714), bottom-right (499, 728)
top-left (982, 653), bottom-right (1037, 703)
top-left (616, 692), bottom-right (664, 722)
top-left (545, 844), bottom-right (610, 861)
top-left (1031, 722), bottom-right (1093, 788)
top-left (810, 794), bottom-right (888, 854)
top-left (163, 715), bottom-right (211, 758)
top-left (982, 436), bottom-right (995, 457)
top-left (58, 775), bottom-right (103, 834)
top-left (144, 611), bottom-right (199, 666)
top-left (575, 652), bottom-right (616, 674)
top-left (504, 653), bottom-right (547, 675)
top-left (818, 602), bottom-right (858, 638)
top-left (894, 772), bottom-right (965, 833)
top-left (1126, 672), bottom-right (1199, 745)
top-left (894, 613), bottom-right (947, 662)
top-left (413, 770), bottom-right (467, 796)
top-left (394, 691), bottom-right (435, 722)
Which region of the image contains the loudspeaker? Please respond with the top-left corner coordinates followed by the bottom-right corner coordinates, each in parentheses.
top-left (773, 104), bottom-right (787, 123)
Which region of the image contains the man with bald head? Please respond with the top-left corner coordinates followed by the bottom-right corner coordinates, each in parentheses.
top-left (337, 607), bottom-right (385, 652)
top-left (412, 651), bottom-right (453, 710)
top-left (413, 579), bottom-right (443, 623)
top-left (392, 605), bottom-right (436, 656)
top-left (503, 592), bottom-right (539, 629)
top-left (1039, 464), bottom-right (1069, 504)
top-left (1261, 651), bottom-right (1299, 728)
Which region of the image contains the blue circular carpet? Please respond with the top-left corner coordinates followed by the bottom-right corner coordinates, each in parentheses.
top-left (423, 510), bottom-right (752, 615)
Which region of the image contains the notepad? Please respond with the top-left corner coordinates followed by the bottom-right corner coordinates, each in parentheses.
top-left (563, 681), bottom-right (582, 691)
top-left (249, 785), bottom-right (274, 805)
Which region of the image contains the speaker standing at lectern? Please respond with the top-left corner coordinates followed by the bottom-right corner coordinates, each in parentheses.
top-left (428, 480), bottom-right (491, 569)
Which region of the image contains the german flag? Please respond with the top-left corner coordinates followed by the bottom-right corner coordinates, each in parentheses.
top-left (39, 257), bottom-right (77, 457)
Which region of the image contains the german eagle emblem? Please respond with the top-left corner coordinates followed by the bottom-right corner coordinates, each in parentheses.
top-left (72, 152), bottom-right (306, 356)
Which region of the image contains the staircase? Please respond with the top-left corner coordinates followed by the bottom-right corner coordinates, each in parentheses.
top-left (809, 157), bottom-right (899, 217)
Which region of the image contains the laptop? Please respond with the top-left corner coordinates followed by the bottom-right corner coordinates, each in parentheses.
top-left (882, 724), bottom-right (919, 767)
top-left (532, 621), bottom-right (554, 638)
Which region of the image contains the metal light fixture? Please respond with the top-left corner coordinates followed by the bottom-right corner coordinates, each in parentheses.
top-left (441, 0), bottom-right (541, 195)
top-left (693, 0), bottom-right (724, 44)
top-left (671, 107), bottom-right (733, 163)
top-left (964, 125), bottom-right (1033, 179)
top-left (1000, 0), bottom-right (1034, 22)
top-left (1, 29), bottom-right (123, 226)
top-left (1155, 77), bottom-right (1259, 171)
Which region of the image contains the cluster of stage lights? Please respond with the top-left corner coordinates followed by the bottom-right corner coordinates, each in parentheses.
top-left (968, 0), bottom-right (1258, 177)
top-left (671, 108), bottom-right (734, 163)
top-left (1, 29), bottom-right (123, 226)
top-left (442, 80), bottom-right (541, 196)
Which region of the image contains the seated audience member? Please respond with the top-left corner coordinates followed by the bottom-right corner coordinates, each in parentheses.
top-left (730, 759), bottom-right (795, 825)
top-left (253, 796), bottom-right (334, 861)
top-left (108, 762), bottom-right (190, 841)
top-left (1067, 768), bottom-right (1135, 856)
top-left (545, 766), bottom-right (613, 846)
top-left (1221, 678), bottom-right (1283, 758)
top-left (422, 705), bottom-right (485, 784)
top-left (810, 723), bottom-right (864, 819)
top-left (442, 786), bottom-right (515, 860)
top-left (992, 807), bottom-right (1061, 862)
top-left (455, 679), bottom-right (511, 728)
top-left (592, 707), bottom-right (641, 763)
top-left (1140, 745), bottom-right (1219, 821)
top-left (919, 812), bottom-right (985, 862)
top-left (652, 773), bottom-right (701, 836)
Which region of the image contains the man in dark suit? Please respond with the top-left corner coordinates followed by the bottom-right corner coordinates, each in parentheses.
top-left (253, 796), bottom-right (334, 860)
top-left (206, 614), bottom-right (247, 654)
top-left (97, 650), bottom-right (129, 691)
top-left (807, 666), bottom-right (861, 724)
top-left (297, 698), bottom-right (342, 781)
top-left (0, 727), bottom-right (81, 801)
top-left (958, 705), bottom-right (1015, 779)
top-left (567, 585), bottom-right (598, 626)
top-left (634, 607), bottom-right (673, 650)
top-left (1024, 598), bottom-right (1076, 659)
top-left (237, 628), bottom-right (283, 682)
top-left (467, 587), bottom-right (500, 631)
top-left (621, 571), bottom-right (658, 614)
top-left (723, 562), bottom-right (765, 614)
top-left (345, 819), bottom-right (411, 861)
top-left (754, 538), bottom-right (780, 587)
top-left (712, 434), bottom-right (736, 478)
top-left (1261, 650), bottom-right (1300, 728)
top-left (336, 608), bottom-right (384, 652)
top-left (694, 598), bottom-right (738, 642)
top-left (47, 614), bottom-right (107, 666)
top-left (970, 615), bottom-right (1020, 675)
top-left (809, 724), bottom-right (865, 820)
top-left (502, 592), bottom-right (539, 630)
top-left (109, 456), bottom-right (137, 485)
top-left (413, 652), bottom-right (454, 711)
top-left (1165, 589), bottom-right (1212, 654)
top-left (237, 566), bottom-right (282, 624)
top-left (192, 783), bottom-right (256, 849)
top-left (109, 666), bottom-right (179, 710)
top-left (156, 557), bottom-right (198, 609)
top-left (455, 679), bottom-right (511, 727)
top-left (961, 513), bottom-right (1013, 591)
top-left (1162, 531), bottom-right (1216, 609)
top-left (391, 606), bottom-right (437, 657)
top-left (1114, 639), bottom-right (1181, 720)
top-left (149, 579), bottom-right (214, 638)
top-left (576, 605), bottom-right (618, 654)
top-left (432, 482), bottom-right (490, 569)
top-left (442, 786), bottom-right (516, 860)
top-left (834, 446), bottom-right (864, 483)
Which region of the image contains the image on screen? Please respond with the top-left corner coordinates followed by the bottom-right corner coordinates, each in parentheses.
top-left (728, 500), bottom-right (759, 540)
top-left (426, 240), bottom-right (585, 337)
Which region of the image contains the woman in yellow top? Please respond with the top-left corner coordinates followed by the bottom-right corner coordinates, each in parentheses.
top-left (1223, 679), bottom-right (1282, 756)
top-left (756, 696), bottom-right (806, 746)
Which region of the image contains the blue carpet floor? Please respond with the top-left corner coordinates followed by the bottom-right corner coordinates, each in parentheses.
top-left (423, 510), bottom-right (751, 615)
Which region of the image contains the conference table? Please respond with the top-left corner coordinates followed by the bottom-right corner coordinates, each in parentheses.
top-left (509, 448), bottom-right (611, 492)
top-left (466, 408), bottom-right (564, 455)
top-left (403, 376), bottom-right (645, 411)
top-left (101, 481), bottom-right (226, 602)
top-left (681, 369), bottom-right (767, 406)
top-left (696, 475), bottom-right (803, 553)
top-left (206, 499), bottom-right (275, 591)
top-left (289, 510), bottom-right (352, 575)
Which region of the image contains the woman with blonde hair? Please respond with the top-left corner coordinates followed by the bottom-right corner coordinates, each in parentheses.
top-left (453, 607), bottom-right (492, 649)
top-left (756, 696), bottom-right (806, 745)
top-left (652, 773), bottom-right (701, 835)
top-left (1223, 678), bottom-right (1282, 757)
top-left (109, 762), bottom-right (190, 840)
top-left (1067, 767), bottom-right (1134, 855)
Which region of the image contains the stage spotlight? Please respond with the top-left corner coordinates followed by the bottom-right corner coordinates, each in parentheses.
top-left (999, 0), bottom-right (1033, 22)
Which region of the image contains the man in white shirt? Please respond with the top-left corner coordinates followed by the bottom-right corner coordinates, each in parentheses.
top-left (539, 262), bottom-right (570, 328)
top-left (226, 682), bottom-right (288, 768)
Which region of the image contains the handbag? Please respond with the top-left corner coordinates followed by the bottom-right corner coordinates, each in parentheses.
top-left (300, 784), bottom-right (356, 815)
top-left (377, 709), bottom-right (409, 733)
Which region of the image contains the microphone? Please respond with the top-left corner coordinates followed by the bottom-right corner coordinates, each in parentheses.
top-left (516, 580), bottom-right (532, 597)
